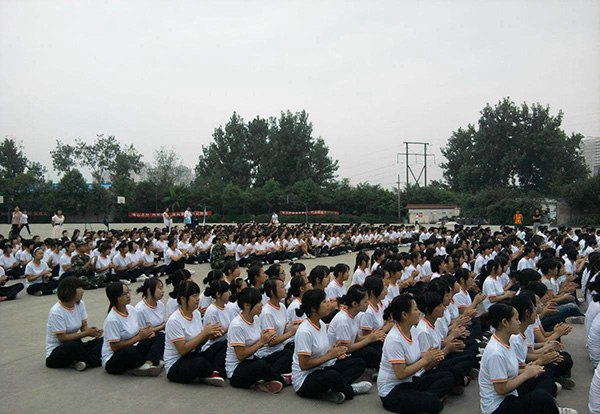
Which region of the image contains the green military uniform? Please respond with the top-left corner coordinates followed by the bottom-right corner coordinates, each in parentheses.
top-left (210, 243), bottom-right (226, 270)
top-left (71, 253), bottom-right (106, 288)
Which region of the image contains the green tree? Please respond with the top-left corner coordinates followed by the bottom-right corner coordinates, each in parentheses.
top-left (441, 98), bottom-right (587, 194)
top-left (50, 140), bottom-right (77, 175)
top-left (0, 137), bottom-right (28, 179)
top-left (55, 169), bottom-right (89, 215)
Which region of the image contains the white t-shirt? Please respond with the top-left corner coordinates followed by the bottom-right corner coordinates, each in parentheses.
top-left (164, 248), bottom-right (182, 266)
top-left (509, 333), bottom-right (532, 367)
top-left (256, 301), bottom-right (288, 357)
top-left (587, 301), bottom-right (600, 338)
top-left (225, 314), bottom-right (261, 378)
top-left (24, 261), bottom-right (49, 287)
top-left (95, 255), bottom-right (112, 276)
top-left (286, 298), bottom-right (305, 325)
top-left (112, 254), bottom-right (128, 271)
top-left (291, 319), bottom-right (335, 391)
top-left (45, 300), bottom-right (87, 357)
top-left (453, 289), bottom-right (472, 310)
top-left (325, 279), bottom-right (346, 301)
top-left (199, 294), bottom-right (214, 313)
top-left (328, 309), bottom-right (360, 345)
top-left (0, 253), bottom-right (16, 271)
top-left (590, 364), bottom-right (600, 414)
top-left (202, 303), bottom-right (231, 351)
top-left (415, 318), bottom-right (442, 351)
top-left (359, 301), bottom-right (385, 332)
top-left (377, 324), bottom-right (424, 397)
top-left (164, 308), bottom-right (203, 373)
top-left (101, 305), bottom-right (140, 366)
top-left (351, 268), bottom-right (368, 286)
top-left (59, 253), bottom-right (72, 276)
top-left (479, 335), bottom-right (519, 414)
top-left (482, 276), bottom-right (504, 311)
top-left (224, 301), bottom-right (241, 323)
top-left (589, 314), bottom-right (600, 367)
top-left (166, 297), bottom-right (180, 318)
top-left (134, 299), bottom-right (166, 329)
top-left (386, 282), bottom-right (400, 303)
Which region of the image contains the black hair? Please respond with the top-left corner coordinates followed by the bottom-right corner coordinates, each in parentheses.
top-left (136, 277), bottom-right (163, 299)
top-left (296, 288), bottom-right (326, 318)
top-left (246, 265), bottom-right (263, 288)
top-left (339, 284), bottom-right (367, 308)
top-left (288, 275), bottom-right (307, 299)
top-left (205, 279), bottom-right (230, 300)
top-left (371, 248), bottom-right (385, 267)
top-left (539, 259), bottom-right (560, 275)
top-left (176, 280), bottom-right (201, 306)
top-left (308, 265), bottom-right (330, 287)
top-left (263, 278), bottom-right (281, 299)
top-left (431, 256), bottom-right (444, 273)
top-left (354, 252), bottom-right (370, 271)
top-left (522, 281), bottom-right (548, 300)
top-left (383, 260), bottom-right (403, 275)
top-left (266, 264), bottom-right (283, 280)
top-left (330, 263), bottom-right (350, 278)
top-left (203, 269), bottom-right (224, 286)
top-left (238, 287), bottom-right (263, 311)
top-left (228, 278), bottom-right (246, 303)
top-left (487, 303), bottom-right (516, 329)
top-left (383, 294), bottom-right (414, 322)
top-left (166, 269), bottom-right (192, 298)
top-left (516, 269), bottom-right (541, 288)
top-left (57, 276), bottom-right (84, 302)
top-left (363, 276), bottom-right (384, 299)
top-left (105, 281), bottom-right (126, 313)
top-left (290, 262), bottom-right (306, 276)
top-left (222, 259), bottom-right (239, 276)
top-left (415, 291), bottom-right (443, 315)
top-left (454, 268), bottom-right (470, 285)
top-left (511, 293), bottom-right (535, 322)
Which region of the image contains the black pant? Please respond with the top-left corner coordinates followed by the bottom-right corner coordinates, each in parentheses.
top-left (105, 333), bottom-right (165, 375)
top-left (27, 280), bottom-right (58, 295)
top-left (436, 353), bottom-right (477, 386)
top-left (297, 358), bottom-right (366, 400)
top-left (544, 351), bottom-right (573, 379)
top-left (380, 370), bottom-right (454, 414)
top-left (0, 283), bottom-right (24, 299)
top-left (347, 342), bottom-right (382, 369)
top-left (167, 341), bottom-right (226, 383)
top-left (165, 260), bottom-right (185, 274)
top-left (6, 267), bottom-right (25, 279)
top-left (518, 372), bottom-right (557, 397)
top-left (261, 348), bottom-right (293, 375)
top-left (492, 389), bottom-right (558, 414)
top-left (229, 358), bottom-right (284, 389)
top-left (59, 270), bottom-right (75, 280)
top-left (46, 338), bottom-right (102, 368)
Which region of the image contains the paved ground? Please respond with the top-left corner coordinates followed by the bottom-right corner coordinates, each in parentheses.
top-left (0, 252), bottom-right (593, 413)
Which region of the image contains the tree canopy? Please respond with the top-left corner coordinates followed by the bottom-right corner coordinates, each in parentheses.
top-left (441, 98), bottom-right (587, 194)
top-left (196, 111), bottom-right (338, 189)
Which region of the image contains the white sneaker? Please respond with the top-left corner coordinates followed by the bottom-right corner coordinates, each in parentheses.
top-left (132, 363), bottom-right (163, 377)
top-left (188, 270), bottom-right (196, 276)
top-left (321, 391), bottom-right (345, 404)
top-left (73, 361), bottom-right (87, 372)
top-left (555, 382), bottom-right (562, 394)
top-left (122, 279), bottom-right (131, 285)
top-left (558, 408), bottom-right (578, 414)
top-left (565, 316), bottom-right (585, 325)
top-left (136, 275), bottom-right (149, 283)
top-left (351, 381), bottom-right (372, 395)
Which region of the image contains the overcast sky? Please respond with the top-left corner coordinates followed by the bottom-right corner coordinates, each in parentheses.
top-left (1, 0), bottom-right (599, 189)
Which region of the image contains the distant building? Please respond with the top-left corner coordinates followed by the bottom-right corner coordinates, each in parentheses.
top-left (581, 137), bottom-right (600, 176)
top-left (405, 204), bottom-right (460, 224)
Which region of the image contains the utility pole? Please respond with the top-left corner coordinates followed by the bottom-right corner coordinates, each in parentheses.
top-left (397, 174), bottom-right (401, 221)
top-left (397, 142), bottom-right (435, 188)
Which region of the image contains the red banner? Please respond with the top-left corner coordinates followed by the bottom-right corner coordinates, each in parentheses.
top-left (128, 211), bottom-right (213, 218)
top-left (279, 210), bottom-right (340, 216)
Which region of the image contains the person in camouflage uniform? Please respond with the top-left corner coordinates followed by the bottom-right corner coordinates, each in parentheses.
top-left (209, 233), bottom-right (227, 270)
top-left (71, 240), bottom-right (106, 289)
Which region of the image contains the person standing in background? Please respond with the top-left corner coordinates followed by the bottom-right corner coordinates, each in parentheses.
top-left (532, 210), bottom-right (541, 234)
top-left (184, 207), bottom-right (192, 227)
top-left (162, 208), bottom-right (172, 232)
top-left (512, 210), bottom-right (523, 232)
top-left (11, 206), bottom-right (23, 238)
top-left (21, 209), bottom-right (31, 235)
top-left (51, 210), bottom-right (65, 239)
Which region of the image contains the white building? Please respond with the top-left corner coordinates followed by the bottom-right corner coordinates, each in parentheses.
top-left (581, 137), bottom-right (600, 176)
top-left (406, 204), bottom-right (460, 224)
